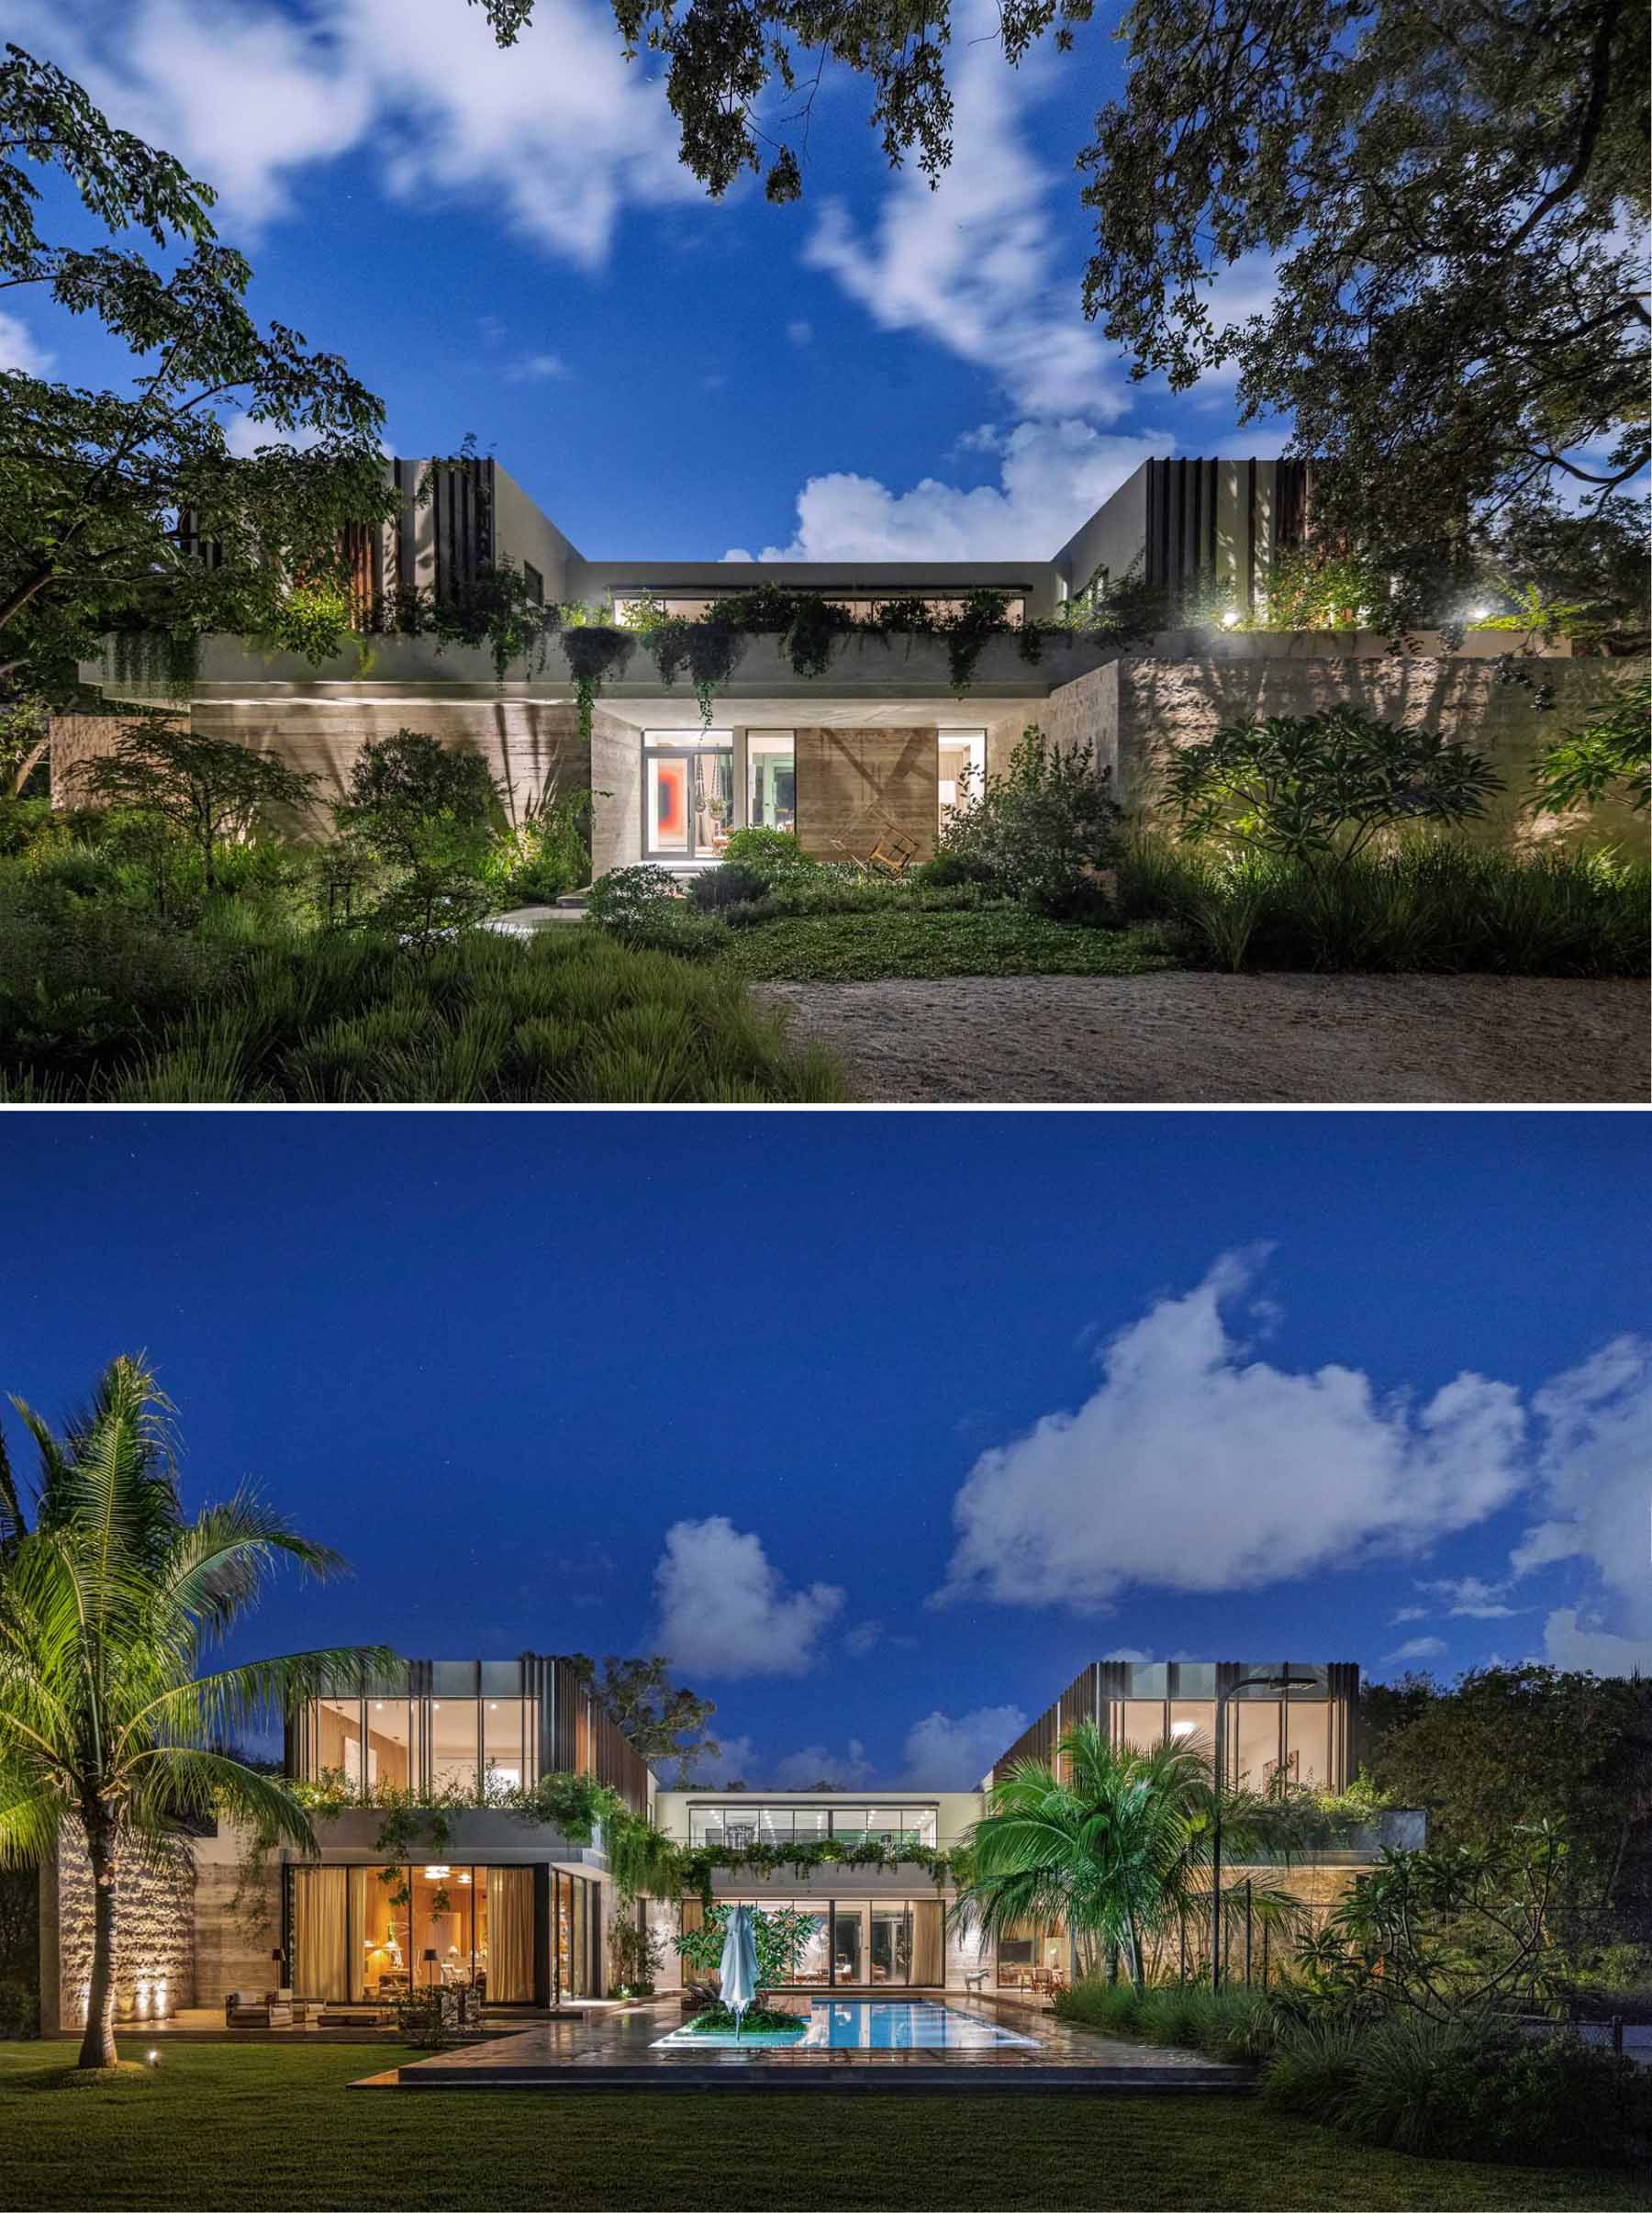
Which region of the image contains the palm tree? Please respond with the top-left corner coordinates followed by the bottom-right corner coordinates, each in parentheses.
top-left (952, 1721), bottom-right (1307, 1994)
top-left (0, 1356), bottom-right (384, 2068)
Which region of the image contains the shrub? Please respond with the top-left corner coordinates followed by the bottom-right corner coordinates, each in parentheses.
top-left (934, 726), bottom-right (1122, 916)
top-left (1113, 834), bottom-right (1649, 977)
top-left (1161, 710), bottom-right (1503, 871)
top-left (719, 826), bottom-right (820, 884)
top-left (0, 1975), bottom-right (39, 2039)
top-left (688, 862), bottom-right (769, 912)
top-left (585, 864), bottom-right (682, 931)
top-left (916, 847), bottom-right (999, 889)
top-left (1266, 2010), bottom-right (1652, 2170)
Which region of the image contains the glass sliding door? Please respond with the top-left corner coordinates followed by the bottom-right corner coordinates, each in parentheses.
top-left (870, 1907), bottom-right (912, 1984)
top-left (643, 732), bottom-right (734, 860)
top-left (747, 731), bottom-right (796, 832)
top-left (832, 1904), bottom-right (863, 1983)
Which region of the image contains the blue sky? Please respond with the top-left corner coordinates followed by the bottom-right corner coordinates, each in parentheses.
top-left (3, 1112), bottom-right (1647, 1787)
top-left (0, 0), bottom-right (1282, 565)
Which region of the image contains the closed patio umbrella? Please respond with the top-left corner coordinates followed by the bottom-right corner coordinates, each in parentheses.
top-left (718, 1906), bottom-right (761, 2037)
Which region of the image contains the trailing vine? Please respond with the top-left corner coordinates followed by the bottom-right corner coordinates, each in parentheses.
top-left (559, 620), bottom-right (635, 742)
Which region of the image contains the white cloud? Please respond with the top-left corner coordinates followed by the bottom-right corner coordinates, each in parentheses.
top-left (1514, 1336), bottom-right (1652, 1671)
top-left (684, 1734), bottom-right (760, 1787)
top-left (0, 309), bottom-right (54, 376)
top-left (932, 1248), bottom-right (1528, 1614)
top-left (843, 1621), bottom-right (883, 1658)
top-left (1418, 1574), bottom-right (1517, 1618)
top-left (1382, 1636), bottom-right (1448, 1664)
top-left (653, 1516), bottom-right (845, 1680)
top-left (786, 319), bottom-right (813, 347)
top-left (1102, 1646), bottom-right (1153, 1661)
top-left (1538, 1611), bottom-right (1652, 1675)
top-left (17, 0), bottom-right (698, 267)
top-left (1390, 1605), bottom-right (1428, 1624)
top-left (899, 1704), bottom-right (1030, 1789)
top-left (735, 419), bottom-right (1171, 563)
top-left (952, 423), bottom-right (1005, 456)
top-left (771, 1739), bottom-right (875, 1790)
top-left (801, 0), bottom-right (1128, 419)
top-left (221, 413), bottom-right (324, 458)
top-left (506, 353), bottom-right (571, 383)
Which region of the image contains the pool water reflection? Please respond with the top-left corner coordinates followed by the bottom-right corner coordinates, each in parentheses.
top-left (653, 1999), bottom-right (1038, 2051)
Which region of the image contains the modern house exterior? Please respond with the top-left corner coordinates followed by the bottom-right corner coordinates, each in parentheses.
top-left (31, 1651), bottom-right (1419, 2033)
top-left (63, 447), bottom-right (1639, 868)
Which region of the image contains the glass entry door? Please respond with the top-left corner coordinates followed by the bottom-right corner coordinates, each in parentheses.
top-left (643, 739), bottom-right (734, 860)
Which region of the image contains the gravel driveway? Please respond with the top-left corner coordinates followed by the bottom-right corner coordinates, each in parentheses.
top-left (753, 972), bottom-right (1650, 1103)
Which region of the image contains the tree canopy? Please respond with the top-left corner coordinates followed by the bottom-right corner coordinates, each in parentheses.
top-left (1360, 1667), bottom-right (1652, 1927)
top-left (566, 1652), bottom-right (720, 1782)
top-left (465, 0), bottom-right (1648, 616)
top-left (0, 45), bottom-right (392, 718)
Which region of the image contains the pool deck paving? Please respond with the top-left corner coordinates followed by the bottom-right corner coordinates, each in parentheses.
top-left (359, 1995), bottom-right (1252, 2094)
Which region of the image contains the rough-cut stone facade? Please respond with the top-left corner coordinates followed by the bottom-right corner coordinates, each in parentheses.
top-left (49, 1827), bottom-right (195, 2031)
top-left (1030, 650), bottom-right (1647, 851)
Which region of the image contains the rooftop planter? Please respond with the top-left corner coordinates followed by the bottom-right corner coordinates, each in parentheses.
top-left (84, 626), bottom-right (1122, 707)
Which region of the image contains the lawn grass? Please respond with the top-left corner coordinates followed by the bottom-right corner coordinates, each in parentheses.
top-left (1, 2042), bottom-right (1645, 2211)
top-left (720, 908), bottom-right (1179, 982)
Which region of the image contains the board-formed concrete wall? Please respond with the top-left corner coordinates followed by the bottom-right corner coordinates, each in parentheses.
top-left (44, 1828), bottom-right (195, 2033)
top-left (188, 699), bottom-right (589, 832)
top-left (794, 726), bottom-right (939, 863)
top-left (1034, 651), bottom-right (1647, 850)
top-left (190, 1822), bottom-right (280, 2010)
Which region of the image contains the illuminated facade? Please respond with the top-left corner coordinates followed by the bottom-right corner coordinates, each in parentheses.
top-left (35, 1651), bottom-right (1415, 2026)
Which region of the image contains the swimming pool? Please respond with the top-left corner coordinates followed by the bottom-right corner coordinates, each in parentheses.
top-left (653, 1999), bottom-right (1039, 2051)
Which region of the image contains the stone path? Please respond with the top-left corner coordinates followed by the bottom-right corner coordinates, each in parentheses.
top-left (752, 972), bottom-right (1650, 1103)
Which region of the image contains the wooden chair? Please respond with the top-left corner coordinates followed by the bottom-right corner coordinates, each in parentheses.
top-left (866, 832), bottom-right (919, 876)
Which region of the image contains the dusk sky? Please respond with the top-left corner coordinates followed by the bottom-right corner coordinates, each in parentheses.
top-left (4, 1112), bottom-right (1646, 1790)
top-left (0, 0), bottom-right (1284, 566)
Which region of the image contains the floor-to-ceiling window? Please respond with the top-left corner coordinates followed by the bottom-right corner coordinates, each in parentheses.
top-left (746, 731), bottom-right (796, 832)
top-left (553, 1872), bottom-right (600, 2000)
top-left (290, 1862), bottom-right (543, 2006)
top-left (643, 731), bottom-right (735, 861)
top-left (690, 1897), bottom-right (944, 1987)
top-left (937, 731), bottom-right (986, 827)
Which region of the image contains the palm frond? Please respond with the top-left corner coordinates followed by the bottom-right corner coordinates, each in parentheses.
top-left (0, 1421), bottom-right (25, 1551)
top-left (125, 1746), bottom-right (319, 1855)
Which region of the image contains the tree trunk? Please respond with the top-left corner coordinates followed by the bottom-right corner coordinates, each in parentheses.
top-left (78, 1814), bottom-right (119, 2069)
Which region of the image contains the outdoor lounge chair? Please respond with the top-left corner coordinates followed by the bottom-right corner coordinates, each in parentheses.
top-left (224, 1990), bottom-right (295, 2029)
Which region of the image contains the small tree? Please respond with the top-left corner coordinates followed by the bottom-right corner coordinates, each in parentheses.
top-left (1163, 710), bottom-right (1503, 871)
top-left (335, 730), bottom-right (502, 941)
top-left (1527, 677), bottom-right (1650, 817)
top-left (84, 723), bottom-right (318, 889)
top-left (565, 1653), bottom-right (720, 1784)
top-left (675, 1903), bottom-right (817, 1992)
top-left (935, 725), bottom-right (1122, 914)
top-left (1296, 1827), bottom-right (1570, 2021)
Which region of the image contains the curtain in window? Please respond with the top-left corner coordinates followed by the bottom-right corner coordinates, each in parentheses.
top-left (488, 1867), bottom-right (534, 2006)
top-left (292, 1867), bottom-right (348, 2001)
top-left (911, 1900), bottom-right (944, 1987)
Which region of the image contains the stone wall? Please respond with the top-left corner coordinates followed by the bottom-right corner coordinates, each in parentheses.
top-left (188, 699), bottom-right (589, 833)
top-left (588, 708), bottom-right (642, 877)
top-left (1035, 651), bottom-right (1646, 850)
top-left (47, 1828), bottom-right (195, 2032)
top-left (190, 1822), bottom-right (280, 2009)
top-left (49, 712), bottom-right (184, 808)
top-left (794, 726), bottom-right (939, 863)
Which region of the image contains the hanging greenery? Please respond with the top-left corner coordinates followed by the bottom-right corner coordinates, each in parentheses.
top-left (558, 616), bottom-right (636, 742)
top-left (651, 617), bottom-right (745, 728)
